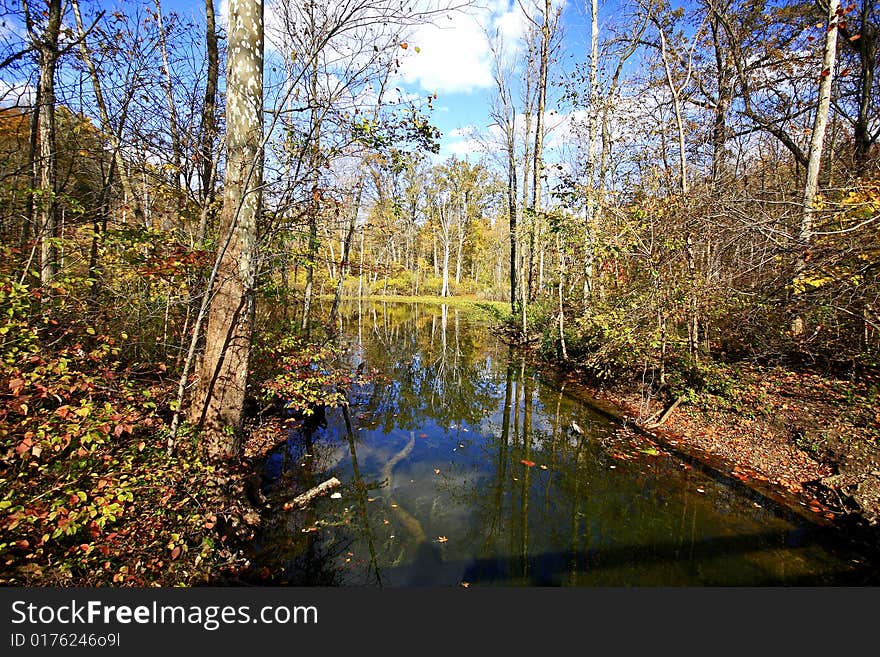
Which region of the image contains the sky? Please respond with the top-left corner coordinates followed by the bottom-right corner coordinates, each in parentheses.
top-left (391, 0), bottom-right (589, 160)
top-left (0, 0), bottom-right (623, 163)
top-left (199, 0), bottom-right (539, 159)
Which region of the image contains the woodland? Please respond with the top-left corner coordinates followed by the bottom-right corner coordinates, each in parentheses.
top-left (0, 0), bottom-right (878, 585)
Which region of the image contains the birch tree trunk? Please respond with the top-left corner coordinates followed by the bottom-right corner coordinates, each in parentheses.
top-left (792, 0), bottom-right (840, 337)
top-left (190, 0), bottom-right (263, 460)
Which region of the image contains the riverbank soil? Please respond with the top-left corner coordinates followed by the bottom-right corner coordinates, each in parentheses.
top-left (582, 362), bottom-right (880, 538)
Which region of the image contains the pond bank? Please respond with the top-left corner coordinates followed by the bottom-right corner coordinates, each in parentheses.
top-left (536, 359), bottom-right (880, 554)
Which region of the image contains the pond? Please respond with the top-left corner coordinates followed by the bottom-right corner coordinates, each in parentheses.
top-left (252, 301), bottom-right (877, 586)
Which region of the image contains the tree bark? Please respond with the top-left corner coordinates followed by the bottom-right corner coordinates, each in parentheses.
top-left (197, 0), bottom-right (220, 244)
top-left (792, 0), bottom-right (840, 337)
top-left (190, 0), bottom-right (263, 460)
top-left (32, 0), bottom-right (63, 299)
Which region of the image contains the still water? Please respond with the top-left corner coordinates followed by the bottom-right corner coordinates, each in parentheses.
top-left (253, 301), bottom-right (876, 586)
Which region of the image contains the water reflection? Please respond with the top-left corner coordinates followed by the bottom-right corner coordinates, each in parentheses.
top-left (251, 301), bottom-right (876, 586)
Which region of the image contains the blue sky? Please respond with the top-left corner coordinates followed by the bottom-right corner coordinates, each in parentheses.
top-left (0, 0), bottom-right (632, 162)
top-left (386, 0), bottom-right (629, 161)
top-left (160, 0), bottom-right (644, 162)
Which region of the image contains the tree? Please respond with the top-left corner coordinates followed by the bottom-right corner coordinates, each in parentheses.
top-left (189, 0), bottom-right (264, 460)
top-left (792, 0), bottom-right (841, 337)
top-left (488, 28), bottom-right (519, 312)
top-left (24, 0), bottom-right (64, 298)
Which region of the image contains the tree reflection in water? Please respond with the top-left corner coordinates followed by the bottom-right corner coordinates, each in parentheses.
top-left (251, 301), bottom-right (876, 586)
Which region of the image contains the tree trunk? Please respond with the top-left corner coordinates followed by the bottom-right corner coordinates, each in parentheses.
top-left (189, 0), bottom-right (263, 461)
top-left (301, 50), bottom-right (322, 334)
top-left (849, 0), bottom-right (876, 169)
top-left (441, 232), bottom-right (450, 297)
top-left (584, 0), bottom-right (599, 308)
top-left (154, 0), bottom-right (184, 205)
top-left (792, 0), bottom-right (839, 337)
top-left (197, 0), bottom-right (219, 244)
top-left (34, 0), bottom-right (63, 299)
top-left (23, 77), bottom-right (40, 252)
top-left (330, 183), bottom-right (364, 325)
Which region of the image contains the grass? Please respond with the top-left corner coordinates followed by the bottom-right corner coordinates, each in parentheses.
top-left (325, 293), bottom-right (512, 318)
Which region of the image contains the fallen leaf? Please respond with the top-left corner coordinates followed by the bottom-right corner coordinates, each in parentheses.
top-left (520, 459), bottom-right (536, 467)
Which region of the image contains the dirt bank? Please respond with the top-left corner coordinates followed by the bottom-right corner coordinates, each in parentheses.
top-left (559, 361), bottom-right (880, 549)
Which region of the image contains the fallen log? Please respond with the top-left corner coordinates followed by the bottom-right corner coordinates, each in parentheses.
top-left (645, 395), bottom-right (685, 428)
top-left (283, 477), bottom-right (341, 510)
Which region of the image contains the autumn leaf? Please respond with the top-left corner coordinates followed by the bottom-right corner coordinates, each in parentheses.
top-left (520, 459), bottom-right (536, 467)
top-left (9, 378), bottom-right (25, 396)
top-left (400, 42), bottom-right (408, 49)
top-left (14, 435), bottom-right (33, 456)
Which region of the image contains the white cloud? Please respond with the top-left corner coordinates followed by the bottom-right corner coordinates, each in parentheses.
top-left (0, 79), bottom-right (35, 108)
top-left (395, 1), bottom-right (529, 95)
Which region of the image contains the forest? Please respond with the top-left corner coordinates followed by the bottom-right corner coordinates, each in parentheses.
top-left (0, 0), bottom-right (877, 586)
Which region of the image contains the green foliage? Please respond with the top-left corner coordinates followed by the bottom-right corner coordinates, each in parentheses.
top-left (255, 335), bottom-right (368, 417)
top-left (0, 259), bottom-right (229, 586)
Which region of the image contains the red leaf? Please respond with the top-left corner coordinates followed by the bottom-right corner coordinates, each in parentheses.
top-left (14, 435), bottom-right (33, 456)
top-left (520, 459), bottom-right (536, 467)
